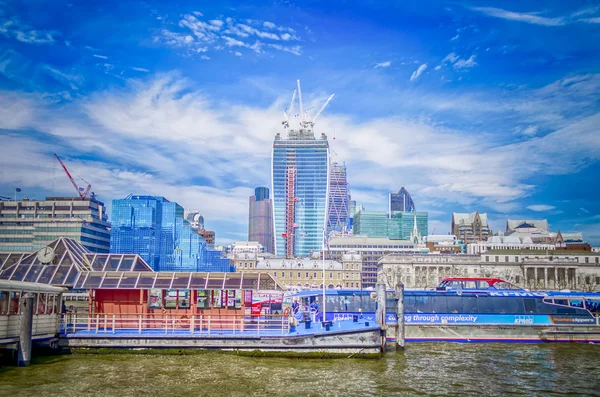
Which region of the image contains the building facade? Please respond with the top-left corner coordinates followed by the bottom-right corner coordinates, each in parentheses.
top-left (0, 197), bottom-right (110, 253)
top-left (248, 186), bottom-right (274, 254)
top-left (389, 187), bottom-right (415, 215)
top-left (327, 235), bottom-right (425, 288)
top-left (236, 255), bottom-right (362, 290)
top-left (110, 195), bottom-right (230, 272)
top-left (327, 162), bottom-right (349, 235)
top-left (272, 129), bottom-right (329, 258)
top-left (452, 211), bottom-right (490, 243)
top-left (378, 251), bottom-right (600, 292)
top-left (353, 210), bottom-right (427, 240)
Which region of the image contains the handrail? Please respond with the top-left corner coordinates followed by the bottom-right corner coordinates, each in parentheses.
top-left (61, 313), bottom-right (292, 336)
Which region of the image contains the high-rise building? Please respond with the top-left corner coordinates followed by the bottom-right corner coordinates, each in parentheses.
top-left (389, 187), bottom-right (415, 216)
top-left (110, 195), bottom-right (231, 272)
top-left (353, 210), bottom-right (428, 240)
top-left (272, 129), bottom-right (330, 258)
top-left (0, 197), bottom-right (110, 253)
top-left (185, 211), bottom-right (204, 230)
top-left (327, 162), bottom-right (349, 235)
top-left (452, 211), bottom-right (490, 244)
top-left (249, 187), bottom-right (274, 254)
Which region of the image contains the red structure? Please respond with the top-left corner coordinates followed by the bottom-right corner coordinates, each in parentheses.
top-left (284, 166), bottom-right (296, 258)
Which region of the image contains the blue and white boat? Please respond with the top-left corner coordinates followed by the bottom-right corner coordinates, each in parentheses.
top-left (285, 278), bottom-right (600, 343)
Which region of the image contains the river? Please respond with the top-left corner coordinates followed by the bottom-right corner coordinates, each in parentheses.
top-left (1, 344), bottom-right (599, 396)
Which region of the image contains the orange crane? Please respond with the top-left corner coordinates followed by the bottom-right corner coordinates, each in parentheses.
top-left (54, 154), bottom-right (91, 199)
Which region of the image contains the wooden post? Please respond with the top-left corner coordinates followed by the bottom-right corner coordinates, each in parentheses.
top-left (112, 314), bottom-right (116, 334)
top-left (207, 315), bottom-right (211, 335)
top-left (375, 282), bottom-right (386, 352)
top-left (396, 282), bottom-right (405, 350)
top-left (190, 315), bottom-right (195, 334)
top-left (104, 314), bottom-right (107, 333)
top-left (17, 293), bottom-right (34, 367)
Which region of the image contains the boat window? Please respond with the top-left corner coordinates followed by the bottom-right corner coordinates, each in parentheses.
top-left (165, 290), bottom-right (177, 309)
top-left (492, 281), bottom-right (510, 290)
top-left (461, 297), bottom-right (479, 314)
top-left (178, 290), bottom-right (190, 309)
top-left (477, 296), bottom-right (496, 313)
top-left (475, 281), bottom-right (490, 289)
top-left (569, 299), bottom-right (584, 309)
top-left (523, 299), bottom-right (537, 314)
top-left (430, 296), bottom-right (448, 313)
top-left (585, 299), bottom-right (600, 315)
top-left (9, 291), bottom-right (20, 314)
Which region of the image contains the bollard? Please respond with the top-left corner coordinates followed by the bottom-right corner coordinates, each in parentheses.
top-left (375, 282), bottom-right (386, 352)
top-left (396, 282), bottom-right (405, 350)
top-left (18, 293), bottom-right (34, 367)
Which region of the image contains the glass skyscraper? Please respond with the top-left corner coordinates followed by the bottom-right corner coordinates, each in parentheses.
top-left (110, 195), bottom-right (231, 272)
top-left (249, 187), bottom-right (274, 253)
top-left (389, 187), bottom-right (415, 215)
top-left (327, 162), bottom-right (349, 235)
top-left (272, 129), bottom-right (330, 258)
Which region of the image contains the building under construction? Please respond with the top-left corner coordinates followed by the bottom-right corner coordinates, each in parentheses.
top-left (272, 81), bottom-right (334, 258)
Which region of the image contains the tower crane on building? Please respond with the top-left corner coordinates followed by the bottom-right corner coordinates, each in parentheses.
top-left (54, 154), bottom-right (92, 199)
top-left (293, 80), bottom-right (335, 131)
top-left (282, 89), bottom-right (296, 130)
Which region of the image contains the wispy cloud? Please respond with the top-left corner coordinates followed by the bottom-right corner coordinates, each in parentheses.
top-left (470, 7), bottom-right (565, 26)
top-left (0, 18), bottom-right (58, 44)
top-left (93, 54), bottom-right (108, 59)
top-left (440, 52), bottom-right (477, 70)
top-left (374, 61), bottom-right (391, 68)
top-left (131, 67), bottom-right (150, 72)
top-left (156, 13), bottom-right (301, 57)
top-left (527, 205), bottom-right (556, 212)
top-left (410, 63), bottom-right (427, 81)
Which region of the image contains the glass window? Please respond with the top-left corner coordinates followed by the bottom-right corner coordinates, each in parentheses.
top-left (37, 293), bottom-right (47, 314)
top-left (178, 290), bottom-right (190, 309)
top-left (523, 298), bottom-right (537, 314)
top-left (430, 296), bottom-right (448, 313)
top-left (9, 291), bottom-right (20, 314)
top-left (0, 291), bottom-right (8, 315)
top-left (165, 290), bottom-right (177, 309)
top-left (197, 290), bottom-right (209, 309)
top-left (212, 290), bottom-right (224, 308)
top-left (148, 289), bottom-right (162, 309)
top-left (227, 290), bottom-right (241, 309)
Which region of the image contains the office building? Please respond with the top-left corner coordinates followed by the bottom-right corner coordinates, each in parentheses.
top-left (452, 211), bottom-right (490, 244)
top-left (0, 197), bottom-right (110, 253)
top-left (272, 128), bottom-right (329, 258)
top-left (248, 187), bottom-right (274, 254)
top-left (353, 210), bottom-right (428, 240)
top-left (327, 162), bottom-right (349, 235)
top-left (389, 187), bottom-right (415, 215)
top-left (110, 195), bottom-right (231, 272)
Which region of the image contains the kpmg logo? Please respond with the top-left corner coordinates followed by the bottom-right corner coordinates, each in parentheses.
top-left (489, 291), bottom-right (547, 298)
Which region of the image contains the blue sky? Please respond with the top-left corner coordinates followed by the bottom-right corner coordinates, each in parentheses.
top-left (1, 0), bottom-right (599, 245)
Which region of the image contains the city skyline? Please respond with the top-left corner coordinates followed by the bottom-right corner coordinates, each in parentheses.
top-left (1, 1), bottom-right (599, 245)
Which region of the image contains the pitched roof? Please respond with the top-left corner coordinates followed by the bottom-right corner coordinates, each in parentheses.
top-left (506, 219), bottom-right (549, 232)
top-left (452, 212), bottom-right (489, 227)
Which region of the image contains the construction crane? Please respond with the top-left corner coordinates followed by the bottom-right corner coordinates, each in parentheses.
top-left (293, 79), bottom-right (335, 131)
top-left (54, 154), bottom-right (91, 199)
top-left (282, 89), bottom-right (296, 129)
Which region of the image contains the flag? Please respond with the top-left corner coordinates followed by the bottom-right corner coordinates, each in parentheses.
top-left (15, 188), bottom-right (21, 192)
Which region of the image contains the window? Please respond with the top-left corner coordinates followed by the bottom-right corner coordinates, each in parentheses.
top-left (313, 272), bottom-right (317, 278)
top-left (515, 256), bottom-right (519, 262)
top-left (274, 272), bottom-right (277, 277)
top-left (149, 289), bottom-right (162, 309)
top-left (485, 256), bottom-right (489, 262)
top-left (306, 272), bottom-right (309, 278)
top-left (297, 272), bottom-right (301, 278)
top-left (165, 290), bottom-right (177, 309)
top-left (197, 290), bottom-right (209, 309)
top-left (515, 276), bottom-right (521, 284)
top-left (178, 290), bottom-right (190, 309)
top-left (212, 290), bottom-right (225, 308)
top-left (505, 256), bottom-right (509, 262)
top-left (585, 257), bottom-right (589, 264)
top-left (495, 256), bottom-right (499, 263)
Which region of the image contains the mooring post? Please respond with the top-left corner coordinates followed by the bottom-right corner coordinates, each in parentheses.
top-left (18, 293), bottom-right (34, 367)
top-left (396, 282), bottom-right (405, 350)
top-left (375, 282), bottom-right (386, 351)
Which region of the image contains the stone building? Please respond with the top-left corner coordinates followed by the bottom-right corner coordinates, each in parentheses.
top-left (452, 211), bottom-right (490, 243)
top-left (378, 250), bottom-right (600, 292)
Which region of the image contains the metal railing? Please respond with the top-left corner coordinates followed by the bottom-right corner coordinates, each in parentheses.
top-left (62, 313), bottom-right (292, 335)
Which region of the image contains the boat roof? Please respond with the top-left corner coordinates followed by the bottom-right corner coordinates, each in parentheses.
top-left (440, 277), bottom-right (506, 284)
top-left (286, 288), bottom-right (600, 299)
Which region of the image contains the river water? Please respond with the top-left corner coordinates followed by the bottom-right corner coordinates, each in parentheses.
top-left (1, 344), bottom-right (599, 396)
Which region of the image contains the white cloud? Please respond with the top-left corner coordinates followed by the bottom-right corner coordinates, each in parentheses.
top-left (521, 125), bottom-right (538, 136)
top-left (434, 65), bottom-right (441, 71)
top-left (131, 67), bottom-right (150, 72)
top-left (527, 205), bottom-right (556, 212)
top-left (93, 54), bottom-right (108, 59)
top-left (0, 17), bottom-right (58, 44)
top-left (374, 61), bottom-right (391, 68)
top-left (156, 13), bottom-right (300, 57)
top-left (410, 63), bottom-right (427, 81)
top-left (441, 52), bottom-right (477, 70)
top-left (193, 11), bottom-right (204, 17)
top-left (451, 34), bottom-right (459, 40)
top-left (580, 17), bottom-right (600, 23)
top-left (454, 55), bottom-right (477, 69)
top-left (470, 7), bottom-right (565, 26)
top-left (234, 51), bottom-right (242, 57)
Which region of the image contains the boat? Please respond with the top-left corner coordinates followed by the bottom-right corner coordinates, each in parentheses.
top-left (285, 278), bottom-right (600, 343)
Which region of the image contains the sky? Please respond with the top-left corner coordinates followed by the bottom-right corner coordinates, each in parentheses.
top-left (1, 0), bottom-right (599, 246)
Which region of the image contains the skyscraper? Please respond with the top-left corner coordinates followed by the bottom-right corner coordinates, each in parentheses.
top-left (389, 187), bottom-right (415, 216)
top-left (248, 186), bottom-right (274, 253)
top-left (110, 195), bottom-right (231, 272)
top-left (327, 162), bottom-right (349, 235)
